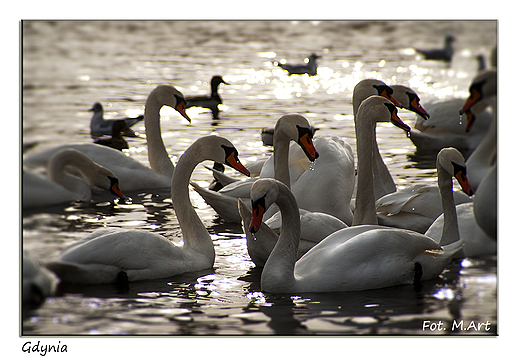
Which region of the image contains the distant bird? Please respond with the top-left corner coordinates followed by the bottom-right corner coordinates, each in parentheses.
top-left (186, 75), bottom-right (229, 118)
top-left (93, 119), bottom-right (129, 151)
top-left (414, 35), bottom-right (455, 62)
top-left (89, 102), bottom-right (143, 137)
top-left (275, 53), bottom-right (320, 76)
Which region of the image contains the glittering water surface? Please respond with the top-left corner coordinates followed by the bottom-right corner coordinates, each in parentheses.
top-left (22, 20), bottom-right (496, 336)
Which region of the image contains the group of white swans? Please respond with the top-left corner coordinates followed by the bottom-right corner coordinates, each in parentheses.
top-left (22, 68), bottom-right (497, 298)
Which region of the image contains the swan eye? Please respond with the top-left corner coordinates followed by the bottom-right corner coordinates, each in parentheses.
top-left (221, 145), bottom-right (250, 177)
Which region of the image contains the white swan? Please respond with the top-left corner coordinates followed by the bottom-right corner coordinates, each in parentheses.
top-left (191, 114), bottom-right (323, 223)
top-left (24, 85), bottom-right (191, 192)
top-left (248, 173), bottom-right (462, 293)
top-left (472, 164), bottom-right (497, 239)
top-left (45, 136), bottom-right (250, 284)
top-left (23, 148), bottom-right (126, 209)
top-left (23, 250), bottom-right (58, 308)
top-left (459, 69), bottom-right (497, 191)
top-left (373, 85), bottom-right (474, 233)
top-left (89, 102), bottom-right (143, 137)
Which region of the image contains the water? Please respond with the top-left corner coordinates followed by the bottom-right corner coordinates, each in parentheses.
top-left (21, 21), bottom-right (497, 339)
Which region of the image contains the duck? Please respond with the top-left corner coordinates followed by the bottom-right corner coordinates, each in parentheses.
top-left (23, 85), bottom-right (191, 192)
top-left (23, 148), bottom-right (126, 209)
top-left (93, 119), bottom-right (129, 151)
top-left (414, 35), bottom-right (455, 62)
top-left (186, 75), bottom-right (229, 118)
top-left (23, 250), bottom-right (58, 308)
top-left (248, 147), bottom-right (465, 293)
top-left (459, 69), bottom-right (497, 191)
top-left (45, 136), bottom-right (250, 284)
top-left (89, 102), bottom-right (144, 137)
top-left (275, 53), bottom-right (320, 76)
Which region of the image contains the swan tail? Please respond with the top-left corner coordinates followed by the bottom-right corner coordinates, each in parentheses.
top-left (416, 239), bottom-right (465, 281)
top-left (238, 198), bottom-right (278, 267)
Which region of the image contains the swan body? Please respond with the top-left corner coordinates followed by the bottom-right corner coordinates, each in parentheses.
top-left (46, 136), bottom-right (250, 284)
top-left (276, 53), bottom-right (320, 76)
top-left (23, 250), bottom-right (58, 308)
top-left (460, 69), bottom-right (497, 191)
top-left (89, 102), bottom-right (143, 137)
top-left (23, 148), bottom-right (126, 209)
top-left (426, 203), bottom-right (496, 257)
top-left (24, 85), bottom-right (191, 192)
top-left (93, 119), bottom-right (130, 151)
top-left (186, 75), bottom-right (228, 117)
top-left (414, 35), bottom-right (455, 62)
top-left (249, 178), bottom-right (463, 293)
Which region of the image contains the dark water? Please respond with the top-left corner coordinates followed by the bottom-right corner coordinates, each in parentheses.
top-left (20, 20), bottom-right (497, 344)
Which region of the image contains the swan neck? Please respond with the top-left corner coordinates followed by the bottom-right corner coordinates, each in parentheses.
top-left (144, 95), bottom-right (174, 178)
top-left (273, 134), bottom-right (291, 188)
top-left (261, 183), bottom-right (299, 291)
top-left (48, 153), bottom-right (92, 201)
top-left (353, 114), bottom-right (378, 226)
top-left (437, 163), bottom-right (460, 246)
top-left (170, 145), bottom-right (214, 260)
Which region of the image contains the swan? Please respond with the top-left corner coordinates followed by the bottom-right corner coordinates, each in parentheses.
top-left (186, 75), bottom-right (229, 117)
top-left (89, 102), bottom-right (143, 137)
top-left (414, 35), bottom-right (455, 62)
top-left (23, 148), bottom-right (126, 209)
top-left (275, 53), bottom-right (320, 76)
top-left (459, 69), bottom-right (497, 191)
top-left (374, 85), bottom-right (474, 233)
top-left (191, 114), bottom-right (321, 223)
top-left (23, 85), bottom-right (191, 191)
top-left (23, 250), bottom-right (58, 308)
top-left (248, 176), bottom-right (462, 293)
top-left (45, 136), bottom-right (250, 284)
top-left (93, 119), bottom-right (129, 151)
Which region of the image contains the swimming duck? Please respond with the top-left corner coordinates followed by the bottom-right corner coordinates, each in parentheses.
top-left (186, 75), bottom-right (229, 117)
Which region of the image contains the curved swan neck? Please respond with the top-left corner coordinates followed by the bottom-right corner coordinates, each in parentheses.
top-left (170, 141), bottom-right (214, 260)
top-left (353, 111), bottom-right (378, 226)
top-left (469, 98), bottom-right (497, 167)
top-left (144, 92), bottom-right (174, 178)
top-left (262, 183), bottom-right (300, 290)
top-left (48, 151), bottom-right (94, 201)
top-left (437, 162), bottom-right (460, 246)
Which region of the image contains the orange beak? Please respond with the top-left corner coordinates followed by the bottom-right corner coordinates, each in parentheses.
top-left (411, 97), bottom-right (430, 119)
top-left (226, 151), bottom-right (250, 177)
top-left (110, 182), bottom-right (126, 200)
top-left (390, 110), bottom-right (411, 133)
top-left (455, 170), bottom-right (474, 196)
top-left (298, 133), bottom-right (319, 161)
top-left (382, 90), bottom-right (403, 108)
top-left (176, 101), bottom-right (192, 123)
top-left (459, 89), bottom-right (482, 115)
top-left (249, 203), bottom-right (265, 234)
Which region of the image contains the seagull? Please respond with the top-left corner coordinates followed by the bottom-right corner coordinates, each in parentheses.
top-left (414, 35), bottom-right (455, 62)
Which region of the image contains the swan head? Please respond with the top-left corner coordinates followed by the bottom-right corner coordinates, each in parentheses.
top-left (190, 135), bottom-right (250, 177)
top-left (274, 114), bottom-right (319, 161)
top-left (437, 147), bottom-right (474, 196)
top-left (459, 69), bottom-right (497, 116)
top-left (357, 96), bottom-right (410, 133)
top-left (390, 85), bottom-right (430, 120)
top-left (149, 85), bottom-right (192, 123)
top-left (353, 79), bottom-right (403, 114)
top-left (249, 178), bottom-right (281, 234)
top-left (89, 166), bottom-right (127, 200)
